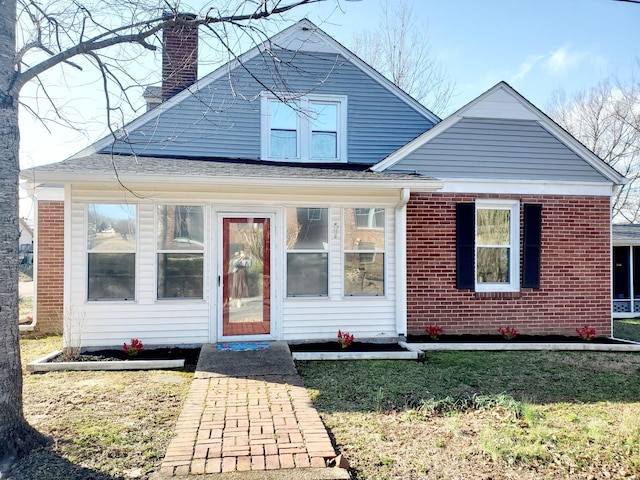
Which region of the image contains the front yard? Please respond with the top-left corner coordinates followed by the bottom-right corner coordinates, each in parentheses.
top-left (297, 349), bottom-right (640, 479)
top-left (16, 335), bottom-right (192, 479)
top-left (14, 322), bottom-right (640, 479)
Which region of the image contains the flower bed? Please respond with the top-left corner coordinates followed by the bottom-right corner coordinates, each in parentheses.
top-left (27, 347), bottom-right (201, 373)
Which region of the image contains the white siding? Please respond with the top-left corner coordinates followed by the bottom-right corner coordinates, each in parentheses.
top-left (282, 207), bottom-right (397, 341)
top-left (65, 186), bottom-right (400, 347)
top-left (68, 191), bottom-right (211, 347)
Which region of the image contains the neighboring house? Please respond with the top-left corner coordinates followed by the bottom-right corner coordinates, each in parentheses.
top-left (613, 224), bottom-right (640, 317)
top-left (19, 218), bottom-right (34, 265)
top-left (21, 19), bottom-right (625, 347)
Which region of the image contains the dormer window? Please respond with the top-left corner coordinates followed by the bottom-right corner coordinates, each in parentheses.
top-left (261, 93), bottom-right (347, 162)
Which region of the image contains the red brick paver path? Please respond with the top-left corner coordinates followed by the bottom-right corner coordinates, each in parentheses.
top-left (159, 375), bottom-right (336, 476)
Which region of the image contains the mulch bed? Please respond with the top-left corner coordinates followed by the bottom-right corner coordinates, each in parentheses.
top-left (50, 347), bottom-right (201, 371)
top-left (289, 341), bottom-right (409, 352)
top-left (406, 334), bottom-right (634, 344)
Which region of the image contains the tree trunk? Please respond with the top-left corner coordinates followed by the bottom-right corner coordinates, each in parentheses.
top-left (0, 0), bottom-right (48, 467)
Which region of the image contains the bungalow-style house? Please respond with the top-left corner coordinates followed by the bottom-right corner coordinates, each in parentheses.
top-left (21, 19), bottom-right (625, 347)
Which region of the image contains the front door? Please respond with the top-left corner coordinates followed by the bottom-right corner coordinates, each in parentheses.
top-left (220, 216), bottom-right (271, 337)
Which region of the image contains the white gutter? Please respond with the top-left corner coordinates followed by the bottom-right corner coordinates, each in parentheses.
top-left (395, 188), bottom-right (411, 337)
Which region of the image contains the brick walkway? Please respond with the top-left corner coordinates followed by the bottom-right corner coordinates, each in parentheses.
top-left (159, 374), bottom-right (337, 476)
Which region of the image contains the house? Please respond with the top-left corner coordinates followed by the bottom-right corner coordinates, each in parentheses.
top-left (612, 224), bottom-right (640, 317)
top-left (21, 19), bottom-right (625, 347)
top-left (19, 218), bottom-right (34, 265)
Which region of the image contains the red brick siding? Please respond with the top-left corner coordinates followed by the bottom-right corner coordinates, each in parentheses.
top-left (406, 193), bottom-right (611, 337)
top-left (162, 21), bottom-right (198, 101)
top-left (36, 201), bottom-right (64, 333)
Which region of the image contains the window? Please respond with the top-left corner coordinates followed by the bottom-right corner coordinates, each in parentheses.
top-left (286, 207), bottom-right (328, 296)
top-left (354, 208), bottom-right (385, 229)
top-left (475, 200), bottom-right (519, 292)
top-left (269, 101), bottom-right (298, 158)
top-left (261, 94), bottom-right (347, 162)
top-left (156, 205), bottom-right (204, 299)
top-left (87, 204), bottom-right (137, 300)
top-left (344, 207), bottom-right (385, 296)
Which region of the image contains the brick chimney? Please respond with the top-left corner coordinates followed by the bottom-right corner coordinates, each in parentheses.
top-left (162, 14), bottom-right (198, 101)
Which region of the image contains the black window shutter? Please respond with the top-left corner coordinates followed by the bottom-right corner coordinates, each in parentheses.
top-left (456, 203), bottom-right (475, 289)
top-left (522, 203), bottom-right (542, 288)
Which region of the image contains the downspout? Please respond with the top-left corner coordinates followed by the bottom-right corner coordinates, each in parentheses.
top-left (395, 188), bottom-right (410, 338)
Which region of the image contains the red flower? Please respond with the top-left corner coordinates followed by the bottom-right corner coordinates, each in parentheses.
top-left (498, 326), bottom-right (518, 340)
top-left (123, 338), bottom-right (144, 356)
top-left (425, 325), bottom-right (444, 340)
top-left (576, 325), bottom-right (596, 341)
top-left (337, 330), bottom-right (354, 349)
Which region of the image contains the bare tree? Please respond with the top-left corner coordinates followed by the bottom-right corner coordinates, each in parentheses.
top-left (0, 0), bottom-right (330, 466)
top-left (351, 0), bottom-right (455, 116)
top-left (547, 77), bottom-right (640, 222)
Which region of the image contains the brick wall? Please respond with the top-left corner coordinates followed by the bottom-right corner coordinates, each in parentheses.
top-left (406, 193), bottom-right (611, 337)
top-left (162, 18), bottom-right (198, 101)
top-left (36, 201), bottom-right (64, 333)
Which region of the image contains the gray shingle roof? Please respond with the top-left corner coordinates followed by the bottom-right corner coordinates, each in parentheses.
top-left (21, 154), bottom-right (438, 184)
top-left (613, 224), bottom-right (640, 245)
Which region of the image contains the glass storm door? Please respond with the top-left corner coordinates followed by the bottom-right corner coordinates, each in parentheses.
top-left (221, 217), bottom-right (271, 337)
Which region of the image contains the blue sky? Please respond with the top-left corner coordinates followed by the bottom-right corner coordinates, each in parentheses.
top-left (19, 0), bottom-right (638, 203)
top-left (296, 0), bottom-right (638, 109)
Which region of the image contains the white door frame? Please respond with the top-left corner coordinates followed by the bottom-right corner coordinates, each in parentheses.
top-left (215, 210), bottom-right (279, 342)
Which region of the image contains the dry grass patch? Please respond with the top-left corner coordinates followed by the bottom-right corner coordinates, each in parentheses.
top-left (15, 335), bottom-right (193, 479)
top-left (298, 352), bottom-right (640, 479)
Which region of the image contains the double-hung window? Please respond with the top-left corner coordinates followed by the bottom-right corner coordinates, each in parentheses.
top-left (286, 207), bottom-right (329, 296)
top-left (343, 207), bottom-right (386, 296)
top-left (156, 205), bottom-right (204, 299)
top-left (262, 94), bottom-right (346, 162)
top-left (457, 201), bottom-right (542, 292)
top-left (474, 200), bottom-right (520, 292)
top-left (87, 204), bottom-right (137, 301)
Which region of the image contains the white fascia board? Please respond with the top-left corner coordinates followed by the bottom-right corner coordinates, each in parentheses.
top-left (71, 20), bottom-right (439, 160)
top-left (441, 178), bottom-right (615, 196)
top-left (29, 171), bottom-right (443, 193)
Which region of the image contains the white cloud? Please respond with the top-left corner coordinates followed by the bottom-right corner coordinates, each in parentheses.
top-left (545, 45), bottom-right (589, 74)
top-left (510, 55), bottom-right (545, 82)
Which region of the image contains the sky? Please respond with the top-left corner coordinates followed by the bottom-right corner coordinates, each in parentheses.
top-left (18, 0), bottom-right (639, 217)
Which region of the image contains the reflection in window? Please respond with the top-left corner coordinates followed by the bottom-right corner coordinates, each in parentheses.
top-left (87, 204), bottom-right (136, 251)
top-left (87, 204), bottom-right (137, 300)
top-left (476, 208), bottom-right (511, 284)
top-left (88, 253), bottom-right (135, 300)
top-left (269, 101), bottom-right (298, 158)
top-left (354, 208), bottom-right (385, 229)
top-left (286, 207), bottom-right (328, 296)
top-left (310, 102), bottom-right (337, 159)
top-left (157, 205), bottom-right (204, 299)
top-left (343, 208), bottom-right (386, 296)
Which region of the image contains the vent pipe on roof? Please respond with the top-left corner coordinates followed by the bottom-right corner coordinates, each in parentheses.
top-left (162, 13), bottom-right (199, 101)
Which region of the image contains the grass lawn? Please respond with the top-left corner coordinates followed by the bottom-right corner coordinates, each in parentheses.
top-left (297, 351), bottom-right (640, 479)
top-left (17, 335), bottom-right (192, 479)
top-left (614, 318), bottom-right (640, 342)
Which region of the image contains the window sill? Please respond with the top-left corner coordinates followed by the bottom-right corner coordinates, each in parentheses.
top-left (475, 291), bottom-right (521, 300)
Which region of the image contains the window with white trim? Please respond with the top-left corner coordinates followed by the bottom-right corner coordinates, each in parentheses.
top-left (156, 205), bottom-right (204, 299)
top-left (286, 207), bottom-right (329, 296)
top-left (475, 200), bottom-right (520, 292)
top-left (261, 94), bottom-right (347, 162)
top-left (343, 207), bottom-right (386, 296)
top-left (87, 204), bottom-right (137, 300)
